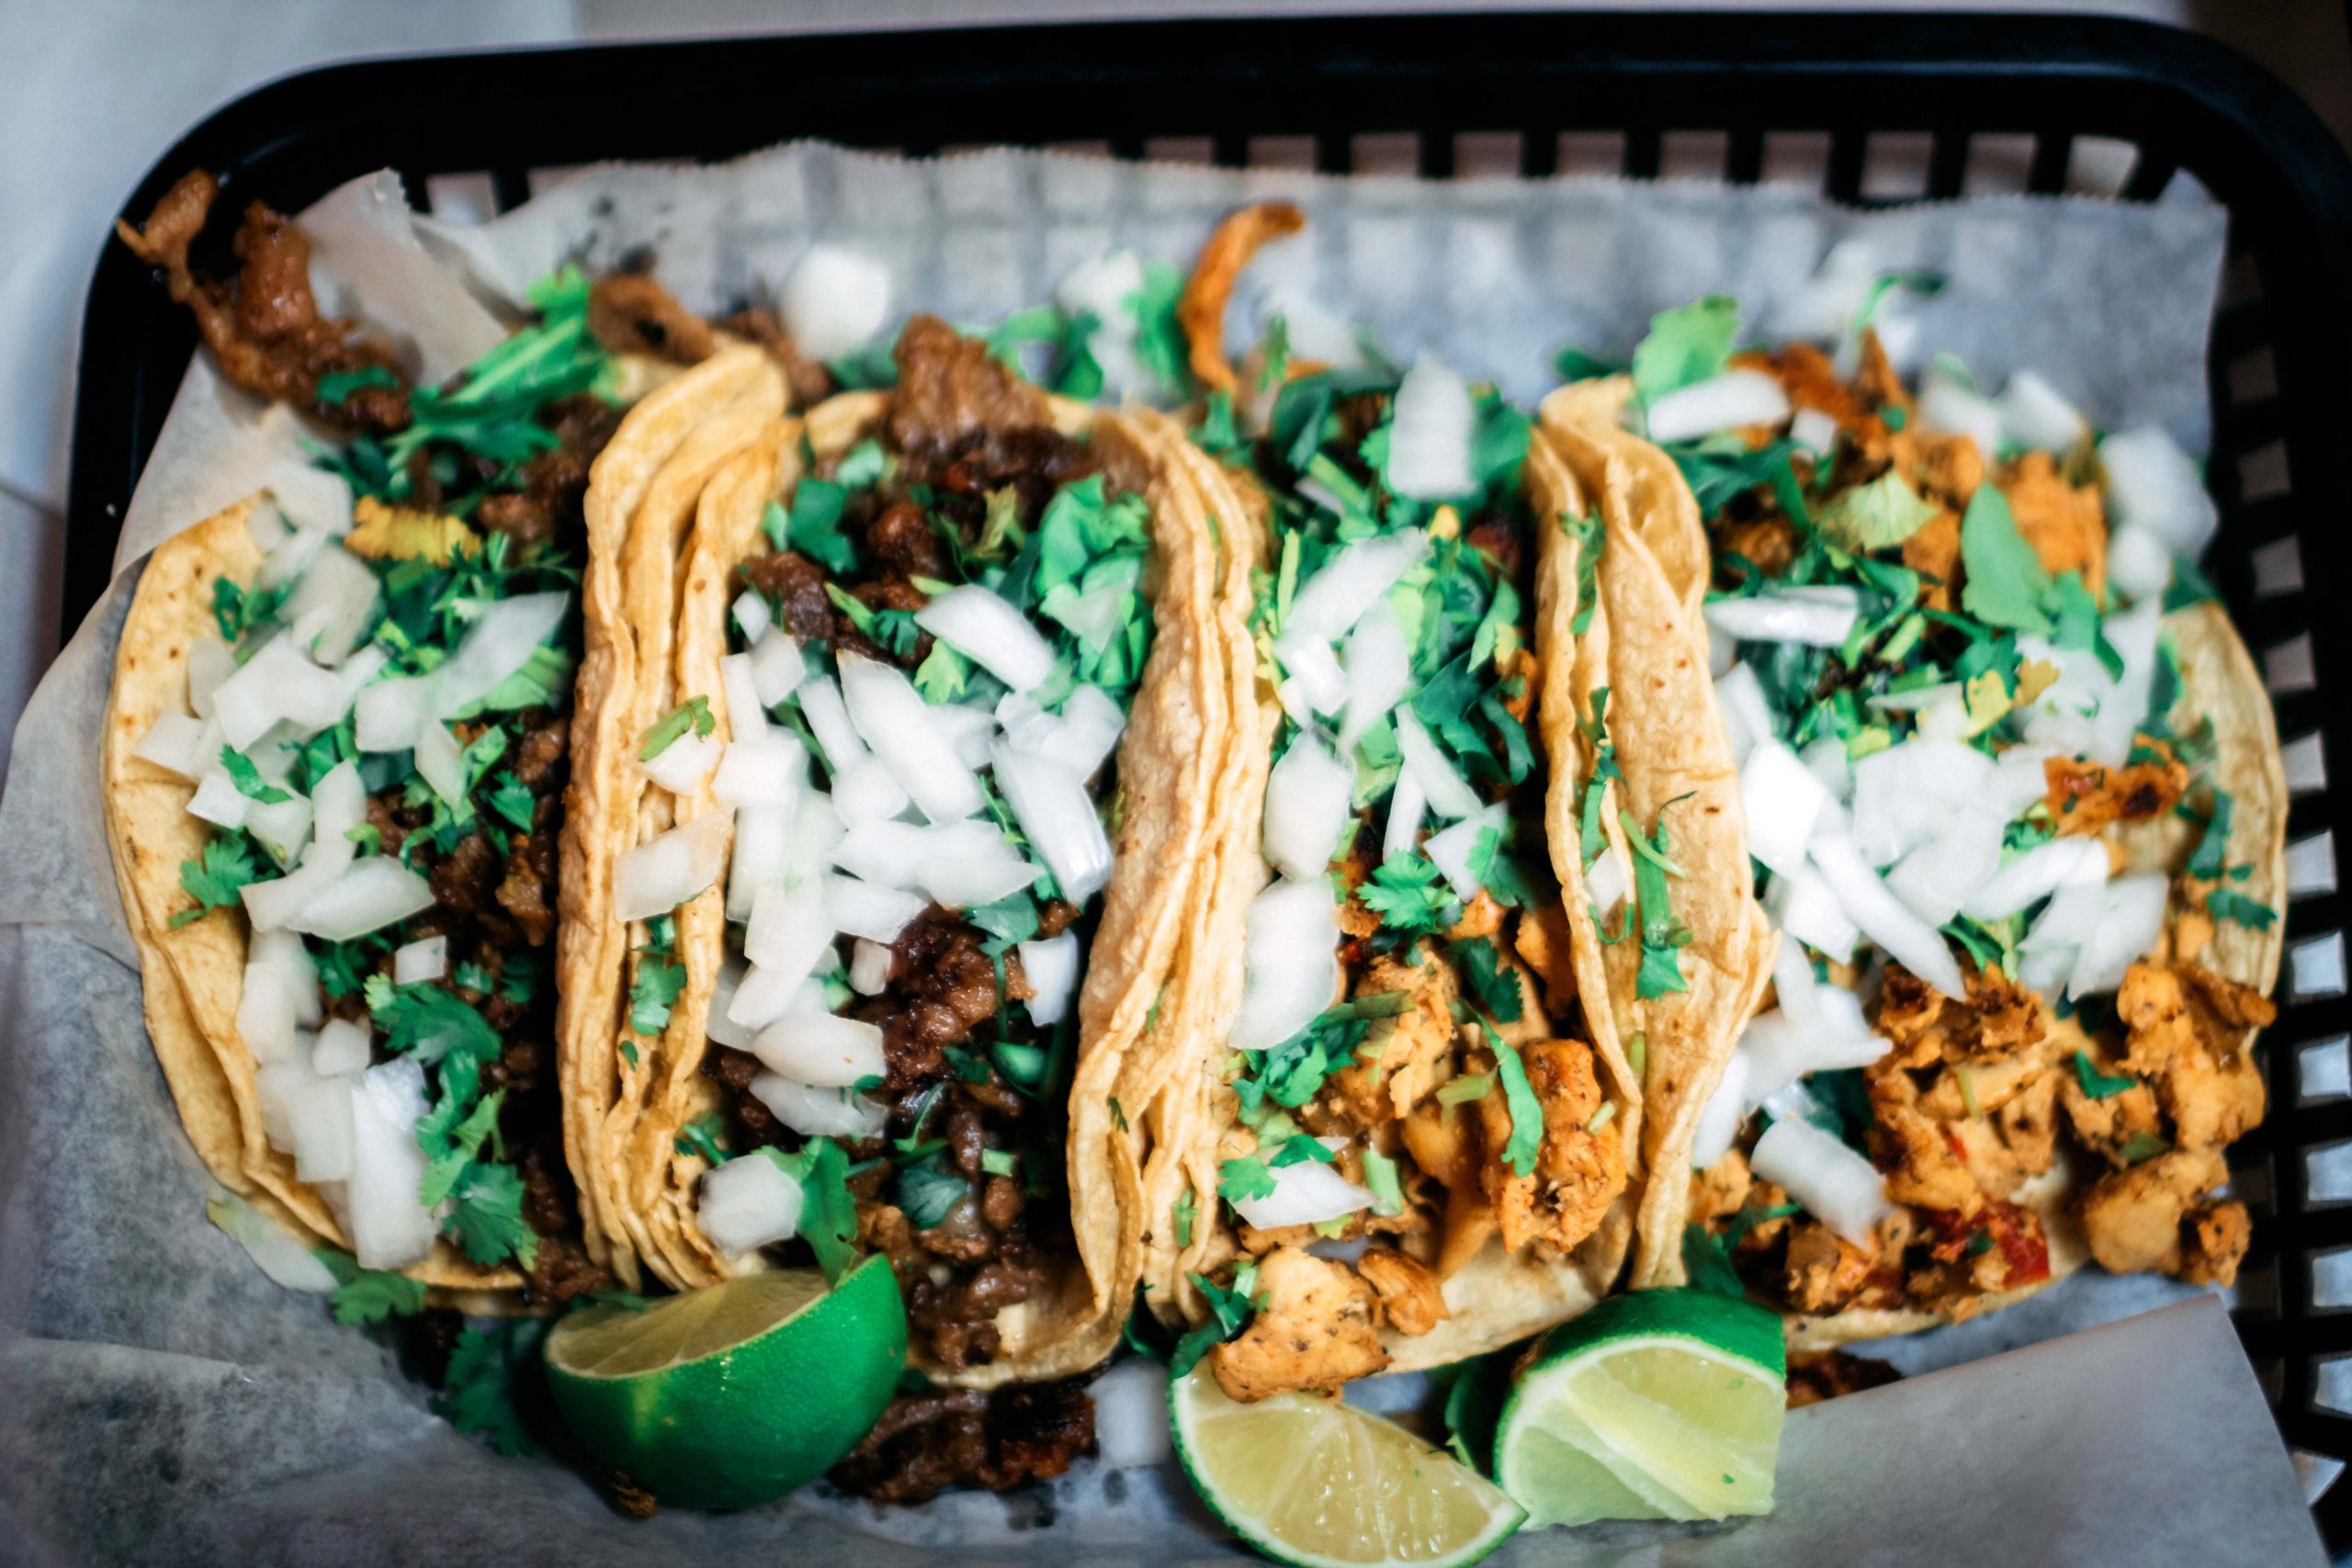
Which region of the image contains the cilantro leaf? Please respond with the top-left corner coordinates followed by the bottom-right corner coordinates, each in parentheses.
top-left (629, 949), bottom-right (686, 1036)
top-left (1818, 469), bottom-right (1940, 553)
top-left (174, 834), bottom-right (261, 926)
top-left (1169, 1263), bottom-right (1261, 1376)
top-left (771, 1138), bottom-right (860, 1282)
top-left (434, 1322), bottom-right (543, 1457)
top-left (2188, 790), bottom-right (2234, 882)
top-left (639, 694), bottom-right (714, 761)
top-left (316, 365), bottom-right (400, 407)
top-left (780, 479), bottom-right (856, 573)
top-left (2044, 571), bottom-right (2124, 679)
top-left (1485, 1027), bottom-right (1544, 1178)
top-left (1453, 935), bottom-right (1525, 1023)
top-left (1682, 1224), bottom-right (1749, 1300)
top-left (2207, 887), bottom-right (2278, 931)
top-left (486, 769), bottom-right (537, 831)
top-left (1361, 852), bottom-right (1458, 935)
top-left (1958, 485), bottom-right (2052, 634)
top-left (315, 1248), bottom-right (426, 1325)
top-left (896, 1149), bottom-right (969, 1231)
top-left (913, 639), bottom-right (970, 702)
top-left (220, 746), bottom-right (292, 804)
top-left (448, 1164), bottom-right (538, 1269)
top-left (1217, 1155), bottom-right (1278, 1205)
top-left (674, 1111), bottom-right (729, 1164)
top-left (1631, 295), bottom-right (1739, 409)
top-left (1172, 1189), bottom-right (1198, 1249)
top-left (1620, 808), bottom-right (1691, 999)
top-left (369, 982), bottom-right (502, 1066)
top-left (419, 1087), bottom-right (506, 1207)
top-left (2072, 1050), bottom-right (2138, 1100)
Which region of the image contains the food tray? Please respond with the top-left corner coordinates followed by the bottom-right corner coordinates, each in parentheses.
top-left (61, 9), bottom-right (2352, 1552)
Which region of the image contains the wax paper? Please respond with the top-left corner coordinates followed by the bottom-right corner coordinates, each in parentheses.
top-left (3, 140), bottom-right (2314, 1568)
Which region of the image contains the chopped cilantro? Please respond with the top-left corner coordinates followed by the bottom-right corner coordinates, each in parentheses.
top-left (674, 1112), bottom-right (729, 1164)
top-left (2188, 791), bottom-right (2234, 881)
top-left (777, 479), bottom-right (856, 573)
top-left (628, 949), bottom-right (686, 1036)
top-left (2117, 1130), bottom-right (2173, 1165)
top-left (896, 1149), bottom-right (969, 1231)
top-left (219, 746), bottom-right (291, 804)
top-left (1217, 1156), bottom-right (1278, 1205)
top-left (1169, 1261), bottom-right (1261, 1377)
top-left (2072, 1050), bottom-right (2138, 1100)
top-left (1619, 807), bottom-right (1691, 999)
top-left (2207, 888), bottom-right (2278, 931)
top-left (485, 769), bottom-right (537, 831)
top-left (434, 1321), bottom-right (543, 1457)
top-left (316, 365), bottom-right (400, 407)
top-left (174, 834), bottom-right (261, 927)
top-left (1958, 485), bottom-right (2052, 634)
top-left (1172, 1189), bottom-right (1197, 1249)
top-left (1682, 1224), bottom-right (1748, 1300)
top-left (419, 1088), bottom-right (507, 1207)
top-left (638, 694), bottom-right (714, 761)
top-left (1630, 295), bottom-right (1739, 409)
top-left (1818, 469), bottom-right (1940, 552)
top-left (771, 1138), bottom-right (860, 1282)
top-left (1361, 852), bottom-right (1457, 934)
top-left (1453, 935), bottom-right (1525, 1023)
top-left (315, 1249), bottom-right (426, 1325)
top-left (447, 1164), bottom-right (537, 1269)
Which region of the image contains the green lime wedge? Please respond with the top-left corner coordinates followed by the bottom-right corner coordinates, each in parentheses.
top-left (1493, 1288), bottom-right (1787, 1529)
top-left (544, 1257), bottom-right (905, 1509)
top-left (1169, 1364), bottom-right (1526, 1567)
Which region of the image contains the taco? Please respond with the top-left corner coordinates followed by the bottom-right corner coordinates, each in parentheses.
top-left (103, 171), bottom-right (781, 1302)
top-left (1126, 209), bottom-right (1766, 1400)
top-left (1547, 300), bottom-right (2287, 1346)
top-left (586, 313), bottom-right (1229, 1413)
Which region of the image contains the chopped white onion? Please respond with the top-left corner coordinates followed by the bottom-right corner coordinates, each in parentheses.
top-left (1336, 601), bottom-right (1411, 753)
top-left (916, 584), bottom-right (1057, 692)
top-left (1741, 739), bottom-right (1828, 879)
top-left (1849, 738), bottom-right (1996, 868)
top-left (1231, 1140), bottom-right (1377, 1229)
top-left (286, 858), bottom-right (437, 942)
top-left (1272, 631), bottom-right (1351, 716)
top-left (1884, 806), bottom-right (2007, 927)
top-left (1384, 767), bottom-right (1428, 863)
top-left (705, 960), bottom-right (756, 1048)
top-left (749, 629), bottom-right (807, 708)
top-left (207, 1191), bottom-right (340, 1292)
top-left (1986, 743), bottom-right (2059, 820)
top-left (1737, 1007), bottom-right (1891, 1109)
top-left (830, 818), bottom-right (1034, 907)
top-left (1231, 877), bottom-right (1341, 1054)
top-left (1586, 846), bottom-right (1630, 918)
top-left (355, 675), bottom-right (433, 754)
top-left (187, 634), bottom-right (235, 720)
top-left (751, 1011), bottom-right (887, 1088)
top-left (752, 1073), bottom-right (889, 1141)
top-left (727, 800), bottom-right (796, 922)
top-left (428, 592), bottom-right (571, 718)
top-left (212, 637), bottom-right (348, 748)
top-left (828, 874), bottom-right (925, 944)
top-left (1766, 866), bottom-right (1860, 964)
top-left (267, 468), bottom-right (355, 541)
top-left (187, 769), bottom-right (254, 830)
top-left (1385, 355), bottom-right (1477, 501)
top-left (1962, 838), bottom-right (2109, 921)
top-left (848, 939), bottom-right (894, 996)
top-left (2106, 524), bottom-right (2173, 604)
top-left (1800, 736), bottom-right (1852, 805)
top-left (719, 650), bottom-right (771, 740)
top-left (1262, 735), bottom-right (1356, 880)
top-left (1091, 1358), bottom-right (1176, 1470)
top-left (136, 710), bottom-right (220, 781)
top-left (1690, 1053), bottom-right (1753, 1169)
top-left (1020, 931), bottom-right (1080, 1027)
top-left (729, 960), bottom-right (814, 1032)
top-left (1790, 406), bottom-right (1839, 458)
top-left (712, 731), bottom-right (808, 809)
top-left (1424, 801), bottom-right (1510, 903)
top-left (2057, 872), bottom-right (2169, 999)
top-left (1285, 530), bottom-right (1432, 645)
top-left (732, 592), bottom-right (774, 649)
top-left (414, 718), bottom-right (468, 804)
top-left (1703, 589), bottom-right (1860, 649)
top-left (1057, 250), bottom-right (1153, 396)
top-left (1018, 682), bottom-right (1126, 781)
top-left (2017, 597), bottom-right (2160, 768)
top-left (1916, 367), bottom-right (2006, 457)
top-left (392, 936), bottom-right (447, 987)
top-left (698, 1151), bottom-right (804, 1258)
top-left (1808, 829), bottom-right (1965, 998)
top-left (306, 762), bottom-right (365, 874)
top-left (785, 791), bottom-right (847, 884)
top-left (614, 809), bottom-right (735, 922)
top-left (1395, 706), bottom-right (1483, 820)
top-left (989, 740), bottom-right (1114, 905)
top-left (1713, 662), bottom-right (1777, 768)
top-left (280, 544), bottom-right (380, 667)
top-left (1644, 368), bottom-right (1792, 445)
top-left (1996, 370), bottom-right (2087, 453)
top-left (237, 926), bottom-right (320, 1065)
top-left (744, 877), bottom-right (835, 994)
top-left (933, 702), bottom-right (1000, 770)
top-left (641, 728), bottom-right (724, 795)
top-left (2099, 426), bottom-right (2216, 557)
top-left (279, 1067), bottom-right (356, 1183)
top-left (258, 516), bottom-right (337, 592)
top-left (312, 1016), bottom-right (373, 1077)
top-left (345, 1057), bottom-right (437, 1270)
top-left (1751, 1113), bottom-right (1894, 1247)
top-left (781, 243), bottom-right (891, 362)
top-left (840, 652), bottom-right (984, 822)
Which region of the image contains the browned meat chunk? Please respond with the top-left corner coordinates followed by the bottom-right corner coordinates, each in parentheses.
top-left (737, 549), bottom-right (837, 642)
top-left (473, 395), bottom-right (624, 545)
top-left (886, 313), bottom-right (1051, 462)
top-left (588, 273), bottom-right (716, 364)
top-left (828, 1380), bottom-right (1095, 1504)
top-left (1784, 1349), bottom-right (1901, 1409)
top-left (1481, 1038), bottom-right (1627, 1254)
top-left (2001, 450), bottom-right (2106, 594)
top-left (2076, 1147), bottom-right (2232, 1278)
top-left (2043, 750), bottom-right (2189, 838)
top-left (1876, 1105), bottom-right (1982, 1215)
top-left (495, 829), bottom-right (559, 947)
top-left (1357, 1247), bottom-right (1449, 1337)
top-left (1874, 962), bottom-right (2047, 1069)
top-left (1210, 1247), bottom-right (1391, 1402)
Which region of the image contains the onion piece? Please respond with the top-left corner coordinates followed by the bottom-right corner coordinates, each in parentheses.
top-left (186, 635), bottom-right (236, 719)
top-left (751, 1011), bottom-right (887, 1088)
top-left (237, 926), bottom-right (320, 1065)
top-left (1396, 707), bottom-right (1483, 820)
top-left (1916, 366), bottom-right (2006, 457)
top-left (1230, 877), bottom-right (1341, 1053)
top-left (2099, 426), bottom-right (2217, 557)
top-left (1808, 829), bottom-right (1965, 998)
top-left (355, 675), bottom-right (434, 754)
top-left (414, 718), bottom-right (468, 804)
top-left (1884, 806), bottom-right (2007, 927)
top-left (729, 960), bottom-right (815, 1032)
top-left (1644, 368), bottom-right (1792, 445)
top-left (719, 651), bottom-right (771, 740)
top-left (744, 877), bottom-right (834, 993)
top-left (1272, 631), bottom-right (1351, 716)
top-left (752, 1072), bottom-right (888, 1140)
top-left (989, 740), bottom-right (1114, 905)
top-left (2106, 524), bottom-right (2172, 604)
top-left (727, 800), bottom-right (796, 922)
top-left (1285, 530), bottom-right (1432, 645)
top-left (1750, 1113), bottom-right (1894, 1247)
top-left (428, 592), bottom-right (571, 717)
top-left (641, 728), bottom-right (724, 795)
top-left (732, 592), bottom-right (774, 649)
top-left (137, 710), bottom-right (220, 781)
top-left (267, 467), bottom-right (355, 541)
top-left (1713, 662), bottom-right (1776, 768)
top-left (1586, 847), bottom-right (1631, 918)
top-left (1262, 735), bottom-right (1356, 880)
top-left (280, 544), bottom-right (381, 667)
top-left (998, 682), bottom-right (1126, 781)
top-left (312, 1016), bottom-right (373, 1077)
top-left (933, 702), bottom-right (999, 771)
top-left (1057, 250), bottom-right (1152, 395)
top-left (1703, 590), bottom-right (1859, 649)
top-left (1384, 767), bottom-right (1428, 863)
top-left (1997, 370), bottom-right (2087, 453)
top-left (916, 584), bottom-right (1057, 692)
top-left (750, 629), bottom-right (807, 708)
top-left (213, 637), bottom-right (349, 748)
top-left (1020, 931), bottom-right (1080, 1027)
top-left (2059, 872), bottom-right (2170, 998)
top-left (712, 731), bottom-right (808, 809)
top-left (1690, 1054), bottom-right (1753, 1169)
top-left (1962, 838), bottom-right (2109, 921)
top-left (392, 936), bottom-right (447, 987)
top-left (1766, 865), bottom-right (1860, 964)
top-left (187, 769), bottom-right (254, 830)
top-left (1231, 1141), bottom-right (1377, 1230)
top-left (698, 1150), bottom-right (804, 1258)
top-left (1849, 738), bottom-right (1996, 868)
top-left (280, 1068), bottom-right (357, 1183)
top-left (781, 244), bottom-right (890, 361)
top-left (1424, 802), bottom-right (1510, 903)
top-left (1337, 602), bottom-right (1411, 753)
top-left (1986, 743), bottom-right (2060, 820)
top-left (303, 761), bottom-right (364, 876)
top-left (840, 652), bottom-right (984, 822)
top-left (1737, 1008), bottom-right (1891, 1108)
top-left (1385, 356), bottom-right (1477, 501)
top-left (614, 809), bottom-right (735, 922)
top-left (1741, 739), bottom-right (1828, 879)
top-left (785, 790), bottom-right (846, 884)
top-left (1091, 1357), bottom-right (1176, 1470)
top-left (827, 874), bottom-right (924, 944)
top-left (1790, 407), bottom-right (1839, 458)
top-left (345, 1058), bottom-right (437, 1270)
top-left (287, 858), bottom-right (437, 941)
top-left (848, 939), bottom-right (893, 996)
top-left (207, 1191), bottom-right (340, 1292)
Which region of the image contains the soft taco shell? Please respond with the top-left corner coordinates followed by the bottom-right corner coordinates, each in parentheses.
top-left (613, 385), bottom-right (1227, 1387)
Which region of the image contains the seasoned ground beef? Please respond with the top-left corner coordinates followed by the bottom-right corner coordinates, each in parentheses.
top-left (587, 274), bottom-right (717, 365)
top-left (736, 548), bottom-right (835, 642)
top-left (884, 313), bottom-right (1053, 464)
top-left (829, 1379), bottom-right (1096, 1504)
top-left (864, 908), bottom-right (1023, 1089)
top-left (474, 397), bottom-right (626, 545)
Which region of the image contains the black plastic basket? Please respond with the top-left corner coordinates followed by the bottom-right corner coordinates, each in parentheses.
top-left (65, 9), bottom-right (2352, 1553)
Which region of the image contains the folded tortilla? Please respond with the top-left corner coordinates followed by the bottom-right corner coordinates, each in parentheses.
top-left (596, 328), bottom-right (1231, 1386)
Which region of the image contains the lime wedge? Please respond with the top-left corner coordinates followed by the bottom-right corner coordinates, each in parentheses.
top-left (1169, 1365), bottom-right (1526, 1567)
top-left (544, 1257), bottom-right (905, 1509)
top-left (1493, 1289), bottom-right (1786, 1529)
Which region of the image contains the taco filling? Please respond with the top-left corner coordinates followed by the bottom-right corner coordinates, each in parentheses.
top-left (1179, 353), bottom-right (1634, 1400)
top-left (1591, 299), bottom-right (2282, 1330)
